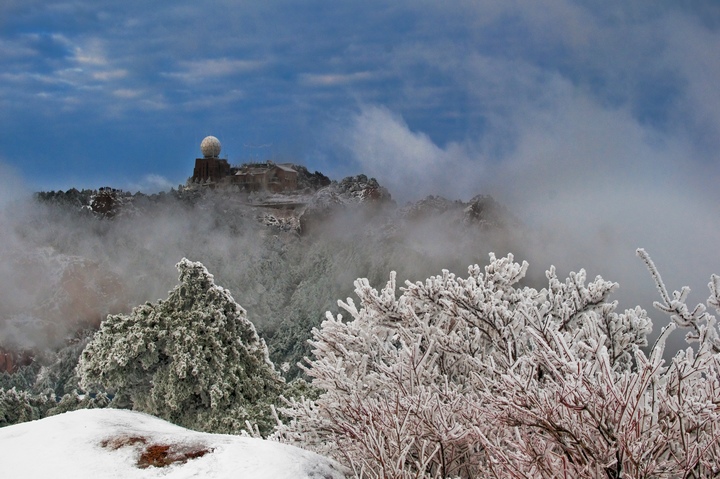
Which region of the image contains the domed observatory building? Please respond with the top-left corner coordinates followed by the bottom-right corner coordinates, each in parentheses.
top-left (191, 136), bottom-right (231, 185)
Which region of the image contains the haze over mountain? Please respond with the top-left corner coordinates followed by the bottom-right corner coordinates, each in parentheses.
top-left (0, 154), bottom-right (714, 382)
top-left (1, 170), bottom-right (525, 378)
top-left (1, 2), bottom-right (718, 359)
top-left (1, 5), bottom-right (719, 476)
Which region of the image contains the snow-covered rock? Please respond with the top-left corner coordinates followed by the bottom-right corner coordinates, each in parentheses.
top-left (398, 194), bottom-right (512, 229)
top-left (299, 175), bottom-right (393, 233)
top-left (0, 408), bottom-right (348, 479)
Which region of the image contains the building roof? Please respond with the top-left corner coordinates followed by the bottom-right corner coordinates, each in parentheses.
top-left (275, 164), bottom-right (297, 173)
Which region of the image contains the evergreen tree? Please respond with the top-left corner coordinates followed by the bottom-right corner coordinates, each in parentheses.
top-left (78, 258), bottom-right (283, 435)
top-left (0, 387), bottom-right (54, 427)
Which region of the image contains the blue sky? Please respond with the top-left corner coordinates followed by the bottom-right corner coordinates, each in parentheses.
top-left (0, 0), bottom-right (719, 331)
top-left (1, 1), bottom-right (717, 195)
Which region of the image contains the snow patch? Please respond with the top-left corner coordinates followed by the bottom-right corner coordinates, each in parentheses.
top-left (0, 408), bottom-right (348, 479)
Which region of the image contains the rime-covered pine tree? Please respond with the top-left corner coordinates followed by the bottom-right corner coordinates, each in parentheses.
top-left (78, 258), bottom-right (283, 435)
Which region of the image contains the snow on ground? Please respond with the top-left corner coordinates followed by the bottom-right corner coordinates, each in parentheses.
top-left (0, 408), bottom-right (348, 479)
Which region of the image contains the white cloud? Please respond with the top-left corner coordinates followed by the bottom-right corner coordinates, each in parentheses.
top-left (127, 174), bottom-right (176, 193)
top-left (662, 13), bottom-right (720, 151)
top-left (166, 58), bottom-right (269, 83)
top-left (299, 71), bottom-right (375, 87)
top-left (71, 37), bottom-right (111, 66)
top-left (341, 105), bottom-right (483, 203)
top-left (93, 69), bottom-right (128, 81)
top-left (112, 88), bottom-right (142, 99)
top-left (489, 90), bottom-right (719, 277)
top-left (343, 92), bottom-right (720, 321)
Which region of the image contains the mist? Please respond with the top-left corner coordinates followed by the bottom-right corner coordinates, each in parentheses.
top-left (0, 175), bottom-right (517, 381)
top-left (2, 1), bottom-right (719, 375)
top-left (0, 187), bottom-right (259, 350)
top-left (2, 123), bottom-right (717, 365)
top-left (322, 5), bottom-right (720, 339)
top-left (337, 99), bottom-right (719, 352)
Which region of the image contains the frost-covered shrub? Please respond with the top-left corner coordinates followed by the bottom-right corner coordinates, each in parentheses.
top-left (45, 389), bottom-right (111, 417)
top-left (78, 258), bottom-right (284, 435)
top-left (0, 387), bottom-right (54, 427)
top-left (0, 362), bottom-right (41, 392)
top-left (33, 332), bottom-right (94, 397)
top-left (0, 334), bottom-right (108, 427)
top-left (275, 250), bottom-right (720, 478)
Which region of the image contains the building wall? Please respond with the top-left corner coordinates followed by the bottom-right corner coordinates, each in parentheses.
top-left (192, 158), bottom-right (231, 183)
top-left (233, 164), bottom-right (298, 192)
top-left (233, 170), bottom-right (267, 191)
top-left (274, 168), bottom-right (298, 191)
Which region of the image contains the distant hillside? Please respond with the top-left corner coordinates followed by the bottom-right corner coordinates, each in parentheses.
top-left (4, 173), bottom-right (521, 386)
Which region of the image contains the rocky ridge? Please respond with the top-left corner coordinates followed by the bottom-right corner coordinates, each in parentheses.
top-left (34, 174), bottom-right (513, 236)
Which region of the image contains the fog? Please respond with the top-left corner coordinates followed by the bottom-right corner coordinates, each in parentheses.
top-left (338, 99), bottom-right (720, 351)
top-left (0, 186), bottom-right (262, 350)
top-left (1, 4), bottom-right (719, 367)
top-left (0, 176), bottom-right (518, 380)
top-left (324, 5), bottom-right (720, 336)
top-left (2, 90), bottom-right (719, 366)
top-left (0, 139), bottom-right (717, 371)
top-left (327, 3), bottom-right (720, 333)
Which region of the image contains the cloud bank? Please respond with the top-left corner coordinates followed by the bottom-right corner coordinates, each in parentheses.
top-left (0, 1), bottom-right (718, 350)
top-left (1, 1), bottom-right (718, 190)
top-left (339, 96), bottom-right (719, 339)
top-left (316, 4), bottom-right (720, 329)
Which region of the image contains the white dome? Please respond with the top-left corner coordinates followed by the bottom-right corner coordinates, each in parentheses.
top-left (200, 136), bottom-right (221, 158)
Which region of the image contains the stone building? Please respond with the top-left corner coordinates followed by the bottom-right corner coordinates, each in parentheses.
top-left (233, 162), bottom-right (298, 192)
top-left (189, 136), bottom-right (301, 191)
top-left (191, 136), bottom-right (231, 184)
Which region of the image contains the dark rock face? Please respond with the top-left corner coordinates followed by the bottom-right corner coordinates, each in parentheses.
top-left (462, 195), bottom-right (513, 229)
top-left (400, 195), bottom-right (459, 220)
top-left (336, 175), bottom-right (392, 203)
top-left (35, 188), bottom-right (94, 209)
top-left (34, 176), bottom-right (511, 241)
top-left (89, 188), bottom-right (135, 218)
top-left (35, 187), bottom-right (134, 218)
top-left (0, 348), bottom-right (33, 374)
top-left (398, 194), bottom-right (513, 230)
top-left (294, 166), bottom-right (332, 191)
top-left (298, 175), bottom-right (393, 234)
